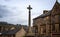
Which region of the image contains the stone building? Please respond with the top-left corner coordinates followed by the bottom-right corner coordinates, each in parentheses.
top-left (33, 0), bottom-right (60, 37)
top-left (0, 22), bottom-right (27, 37)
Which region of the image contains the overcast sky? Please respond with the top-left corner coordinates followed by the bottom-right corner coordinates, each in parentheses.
top-left (0, 0), bottom-right (60, 26)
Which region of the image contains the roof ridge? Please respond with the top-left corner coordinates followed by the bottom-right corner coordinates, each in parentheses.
top-left (56, 0), bottom-right (60, 5)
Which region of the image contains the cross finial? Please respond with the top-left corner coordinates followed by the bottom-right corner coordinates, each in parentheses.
top-left (27, 5), bottom-right (32, 11)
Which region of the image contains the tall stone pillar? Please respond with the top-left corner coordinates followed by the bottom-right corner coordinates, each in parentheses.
top-left (25, 5), bottom-right (34, 37)
top-left (27, 5), bottom-right (32, 33)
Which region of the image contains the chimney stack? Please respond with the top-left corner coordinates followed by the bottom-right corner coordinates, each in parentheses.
top-left (43, 10), bottom-right (48, 14)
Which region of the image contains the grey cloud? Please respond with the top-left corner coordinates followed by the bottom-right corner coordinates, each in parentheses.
top-left (0, 5), bottom-right (11, 18)
top-left (0, 5), bottom-right (28, 25)
top-left (4, 0), bottom-right (11, 2)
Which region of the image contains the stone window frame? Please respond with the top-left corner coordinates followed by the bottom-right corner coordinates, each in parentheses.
top-left (55, 24), bottom-right (59, 32)
top-left (54, 15), bottom-right (59, 23)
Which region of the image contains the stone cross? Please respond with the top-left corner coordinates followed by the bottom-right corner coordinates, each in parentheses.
top-left (27, 5), bottom-right (32, 27)
top-left (27, 5), bottom-right (32, 11)
top-left (56, 0), bottom-right (58, 2)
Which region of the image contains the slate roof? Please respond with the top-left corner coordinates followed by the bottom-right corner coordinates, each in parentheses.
top-left (0, 26), bottom-right (28, 35)
top-left (33, 11), bottom-right (51, 20)
top-left (0, 29), bottom-right (20, 35)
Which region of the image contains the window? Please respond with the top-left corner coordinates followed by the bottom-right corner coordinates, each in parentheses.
top-left (55, 15), bottom-right (59, 23)
top-left (41, 28), bottom-right (43, 34)
top-left (59, 24), bottom-right (60, 31)
top-left (55, 24), bottom-right (59, 32)
top-left (0, 26), bottom-right (1, 32)
top-left (35, 27), bottom-right (38, 33)
top-left (52, 24), bottom-right (55, 31)
top-left (43, 28), bottom-right (46, 33)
